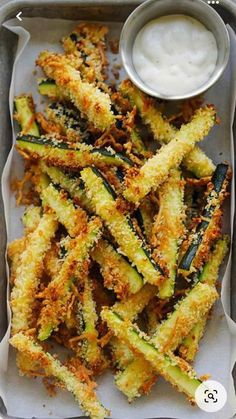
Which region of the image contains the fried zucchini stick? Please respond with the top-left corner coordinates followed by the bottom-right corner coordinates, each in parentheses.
top-left (40, 162), bottom-right (94, 213)
top-left (14, 94), bottom-right (40, 136)
top-left (115, 282), bottom-right (218, 400)
top-left (9, 206), bottom-right (42, 285)
top-left (92, 239), bottom-right (143, 298)
top-left (179, 236), bottom-right (229, 362)
top-left (38, 217), bottom-right (102, 341)
top-left (123, 105), bottom-right (216, 204)
top-left (17, 134), bottom-right (132, 169)
top-left (62, 23), bottom-right (108, 85)
top-left (120, 80), bottom-right (215, 178)
top-left (135, 196), bottom-right (156, 242)
top-left (101, 308), bottom-right (202, 402)
top-left (78, 275), bottom-right (102, 370)
top-left (22, 206), bottom-right (41, 234)
top-left (36, 51), bottom-right (114, 130)
top-left (10, 332), bottom-right (108, 419)
top-left (81, 167), bottom-right (165, 286)
top-left (41, 183), bottom-right (88, 238)
top-left (113, 284), bottom-right (156, 320)
top-left (109, 284), bottom-right (160, 399)
top-left (8, 237), bottom-right (26, 285)
top-left (179, 164), bottom-right (230, 275)
top-left (151, 169), bottom-right (185, 298)
top-left (11, 213), bottom-right (58, 335)
top-left (46, 103), bottom-right (88, 143)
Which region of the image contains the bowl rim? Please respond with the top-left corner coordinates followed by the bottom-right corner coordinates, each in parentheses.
top-left (120, 0), bottom-right (230, 100)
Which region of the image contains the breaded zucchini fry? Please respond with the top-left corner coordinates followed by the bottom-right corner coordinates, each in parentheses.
top-left (178, 318), bottom-right (208, 363)
top-left (134, 195), bottom-right (156, 242)
top-left (38, 217), bottom-right (102, 341)
top-left (46, 103), bottom-right (89, 143)
top-left (9, 207), bottom-right (42, 284)
top-left (10, 332), bottom-right (108, 419)
top-left (123, 105), bottom-right (216, 204)
top-left (179, 164), bottom-right (230, 275)
top-left (41, 183), bottom-right (88, 238)
top-left (36, 51), bottom-right (114, 130)
top-left (114, 282), bottom-right (218, 400)
top-left (151, 169), bottom-right (185, 298)
top-left (113, 284), bottom-right (156, 321)
top-left (22, 206), bottom-right (41, 234)
top-left (109, 337), bottom-right (134, 369)
top-left (11, 213), bottom-right (58, 335)
top-left (44, 240), bottom-right (63, 278)
top-left (179, 236), bottom-right (229, 362)
top-left (78, 276), bottom-right (102, 370)
top-left (130, 127), bottom-right (147, 157)
top-left (92, 239), bottom-right (143, 298)
top-left (40, 163), bottom-right (94, 213)
top-left (101, 308), bottom-right (202, 402)
top-left (151, 282), bottom-right (218, 352)
top-left (119, 80), bottom-right (215, 178)
top-left (8, 237), bottom-right (26, 285)
top-left (16, 134), bottom-right (133, 169)
top-left (198, 235), bottom-right (229, 286)
top-left (81, 167), bottom-right (165, 286)
top-left (14, 94), bottom-right (40, 136)
top-left (62, 23), bottom-right (108, 85)
top-left (115, 356), bottom-right (156, 401)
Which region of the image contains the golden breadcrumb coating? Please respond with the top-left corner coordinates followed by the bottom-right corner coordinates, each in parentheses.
top-left (10, 213), bottom-right (58, 335)
top-left (36, 51), bottom-right (114, 130)
top-left (10, 332), bottom-right (108, 419)
top-left (119, 80), bottom-right (215, 178)
top-left (123, 106), bottom-right (216, 204)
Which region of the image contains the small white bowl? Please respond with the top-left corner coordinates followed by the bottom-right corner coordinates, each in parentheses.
top-left (120, 0), bottom-right (230, 100)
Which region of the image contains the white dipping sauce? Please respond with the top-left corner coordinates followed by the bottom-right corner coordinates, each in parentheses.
top-left (133, 15), bottom-right (218, 96)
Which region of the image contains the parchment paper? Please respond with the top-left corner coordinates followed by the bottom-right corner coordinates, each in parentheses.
top-left (1, 17), bottom-right (236, 419)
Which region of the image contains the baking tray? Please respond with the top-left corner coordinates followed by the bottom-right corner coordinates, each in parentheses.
top-left (0, 0), bottom-right (235, 417)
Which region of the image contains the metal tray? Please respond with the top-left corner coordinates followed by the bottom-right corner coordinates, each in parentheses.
top-left (0, 0), bottom-right (235, 417)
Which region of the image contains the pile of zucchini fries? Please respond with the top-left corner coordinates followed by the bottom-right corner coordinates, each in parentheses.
top-left (8, 23), bottom-right (231, 419)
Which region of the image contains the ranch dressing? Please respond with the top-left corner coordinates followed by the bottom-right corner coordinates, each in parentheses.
top-left (133, 15), bottom-right (218, 96)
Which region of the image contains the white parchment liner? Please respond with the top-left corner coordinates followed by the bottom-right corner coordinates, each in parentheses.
top-left (0, 17), bottom-right (236, 419)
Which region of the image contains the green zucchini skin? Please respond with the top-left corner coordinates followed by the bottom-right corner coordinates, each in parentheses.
top-left (91, 169), bottom-right (156, 270)
top-left (40, 182), bottom-right (88, 238)
top-left (81, 166), bottom-right (165, 286)
top-left (38, 78), bottom-right (65, 100)
top-left (179, 163), bottom-right (229, 273)
top-left (14, 95), bottom-right (40, 136)
top-left (40, 162), bottom-right (94, 213)
top-left (130, 127), bottom-right (147, 157)
top-left (16, 134), bottom-right (133, 169)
